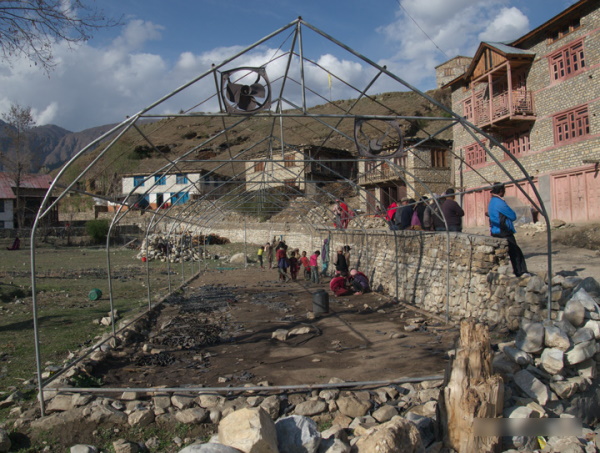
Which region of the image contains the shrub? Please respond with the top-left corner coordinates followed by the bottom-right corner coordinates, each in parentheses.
top-left (85, 219), bottom-right (110, 244)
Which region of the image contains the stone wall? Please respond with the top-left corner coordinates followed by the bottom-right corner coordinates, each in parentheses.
top-left (184, 221), bottom-right (544, 327)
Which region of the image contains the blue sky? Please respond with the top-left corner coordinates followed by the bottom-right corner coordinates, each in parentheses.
top-left (0, 0), bottom-right (578, 132)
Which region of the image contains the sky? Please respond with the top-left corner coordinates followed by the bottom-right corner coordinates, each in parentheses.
top-left (0, 0), bottom-right (579, 132)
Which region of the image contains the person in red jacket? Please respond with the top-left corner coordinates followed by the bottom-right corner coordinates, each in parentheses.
top-left (330, 271), bottom-right (351, 297)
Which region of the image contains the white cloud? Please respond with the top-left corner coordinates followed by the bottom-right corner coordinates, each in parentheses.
top-left (479, 7), bottom-right (530, 42)
top-left (32, 102), bottom-right (59, 126)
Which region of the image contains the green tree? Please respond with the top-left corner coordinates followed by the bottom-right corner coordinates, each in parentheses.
top-left (1, 103), bottom-right (35, 228)
top-left (0, 0), bottom-right (119, 72)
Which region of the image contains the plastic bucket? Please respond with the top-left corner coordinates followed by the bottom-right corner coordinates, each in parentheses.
top-left (312, 290), bottom-right (329, 314)
top-left (88, 288), bottom-right (103, 301)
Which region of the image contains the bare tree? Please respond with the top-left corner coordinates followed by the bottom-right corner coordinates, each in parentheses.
top-left (0, 0), bottom-right (119, 72)
top-left (2, 103), bottom-right (35, 228)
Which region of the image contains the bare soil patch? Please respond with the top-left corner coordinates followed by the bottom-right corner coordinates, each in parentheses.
top-left (94, 267), bottom-right (457, 389)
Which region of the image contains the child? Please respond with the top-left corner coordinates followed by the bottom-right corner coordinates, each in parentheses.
top-left (276, 246), bottom-right (290, 282)
top-left (330, 271), bottom-right (351, 297)
top-left (300, 251), bottom-right (311, 280)
top-left (309, 250), bottom-right (320, 284)
top-left (289, 251), bottom-right (299, 280)
top-left (257, 245), bottom-right (264, 270)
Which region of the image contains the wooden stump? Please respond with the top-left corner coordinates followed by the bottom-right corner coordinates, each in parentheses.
top-left (439, 319), bottom-right (504, 453)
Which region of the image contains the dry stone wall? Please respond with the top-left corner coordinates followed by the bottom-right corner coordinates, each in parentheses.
top-left (170, 221), bottom-right (561, 329)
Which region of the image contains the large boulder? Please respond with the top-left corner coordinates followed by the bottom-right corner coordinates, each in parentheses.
top-left (352, 416), bottom-right (425, 453)
top-left (275, 415), bottom-right (321, 453)
top-left (218, 408), bottom-right (278, 453)
top-left (515, 323), bottom-right (544, 353)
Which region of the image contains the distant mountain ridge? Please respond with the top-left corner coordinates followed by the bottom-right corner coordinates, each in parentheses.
top-left (0, 120), bottom-right (117, 172)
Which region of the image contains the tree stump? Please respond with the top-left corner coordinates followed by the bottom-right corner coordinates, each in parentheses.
top-left (439, 319), bottom-right (504, 452)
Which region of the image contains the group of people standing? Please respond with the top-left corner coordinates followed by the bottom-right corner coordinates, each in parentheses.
top-left (384, 188), bottom-right (465, 232)
top-left (383, 183), bottom-right (528, 278)
top-left (257, 239), bottom-right (370, 296)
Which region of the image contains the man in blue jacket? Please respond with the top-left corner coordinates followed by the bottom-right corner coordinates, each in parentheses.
top-left (488, 182), bottom-right (529, 277)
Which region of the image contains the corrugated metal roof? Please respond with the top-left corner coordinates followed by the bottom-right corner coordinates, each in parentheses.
top-left (482, 41), bottom-right (535, 56)
top-left (0, 172), bottom-right (53, 199)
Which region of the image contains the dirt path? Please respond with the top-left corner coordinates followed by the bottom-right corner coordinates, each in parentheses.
top-left (96, 267), bottom-right (457, 389)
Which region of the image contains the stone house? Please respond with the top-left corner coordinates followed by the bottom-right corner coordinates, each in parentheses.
top-left (0, 172), bottom-right (55, 228)
top-left (441, 0), bottom-right (599, 227)
top-left (244, 145), bottom-right (355, 194)
top-left (357, 138), bottom-right (453, 214)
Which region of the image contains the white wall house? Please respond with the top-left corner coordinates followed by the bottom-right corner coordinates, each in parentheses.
top-left (121, 171), bottom-right (231, 209)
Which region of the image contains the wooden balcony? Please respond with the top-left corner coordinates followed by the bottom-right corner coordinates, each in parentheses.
top-left (358, 166), bottom-right (402, 185)
top-left (473, 90), bottom-right (535, 129)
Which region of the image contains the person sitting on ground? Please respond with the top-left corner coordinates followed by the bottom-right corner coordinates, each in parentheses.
top-left (7, 236), bottom-right (20, 251)
top-left (350, 269), bottom-right (370, 295)
top-left (330, 271), bottom-right (352, 297)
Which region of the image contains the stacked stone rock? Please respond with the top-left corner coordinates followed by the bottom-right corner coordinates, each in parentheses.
top-left (493, 279), bottom-right (600, 449)
top-left (137, 235), bottom-right (202, 263)
top-left (11, 377), bottom-right (444, 453)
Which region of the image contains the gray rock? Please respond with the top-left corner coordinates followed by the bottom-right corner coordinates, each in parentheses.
top-left (555, 319), bottom-right (577, 337)
top-left (275, 415), bottom-right (321, 453)
top-left (113, 439), bottom-right (141, 453)
top-left (550, 379), bottom-right (579, 400)
top-left (218, 408), bottom-right (278, 453)
top-left (317, 437), bottom-right (350, 453)
top-left (574, 359), bottom-right (597, 380)
top-left (0, 429), bottom-right (10, 453)
top-left (336, 396), bottom-right (371, 418)
top-left (294, 400), bottom-right (327, 416)
top-left (565, 340), bottom-right (597, 365)
top-left (128, 409), bottom-right (154, 427)
top-left (176, 408), bottom-right (208, 424)
top-left (545, 325), bottom-right (571, 350)
top-left (503, 345), bottom-right (532, 365)
top-left (371, 405), bottom-right (398, 423)
top-left (513, 369), bottom-right (552, 405)
top-left (582, 319), bottom-right (600, 339)
top-left (259, 395), bottom-right (281, 420)
top-left (564, 299), bottom-right (586, 327)
top-left (352, 417), bottom-right (425, 453)
top-left (515, 323), bottom-right (544, 353)
top-left (572, 328), bottom-right (595, 344)
top-left (229, 253), bottom-right (248, 264)
top-left (405, 412), bottom-right (435, 447)
top-left (70, 446), bottom-right (98, 453)
top-left (526, 275), bottom-right (545, 293)
top-left (171, 394), bottom-right (195, 410)
top-left (179, 444), bottom-right (242, 453)
top-left (540, 348), bottom-right (564, 375)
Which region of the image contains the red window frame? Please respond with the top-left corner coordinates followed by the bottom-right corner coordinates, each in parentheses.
top-left (553, 106), bottom-right (589, 144)
top-left (502, 130), bottom-right (531, 158)
top-left (284, 154), bottom-right (295, 167)
top-left (463, 98), bottom-right (473, 120)
top-left (254, 162), bottom-right (265, 172)
top-left (549, 39), bottom-right (585, 82)
top-left (464, 142), bottom-right (487, 168)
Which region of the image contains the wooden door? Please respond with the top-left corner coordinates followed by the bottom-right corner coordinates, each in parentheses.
top-left (585, 170), bottom-right (600, 221)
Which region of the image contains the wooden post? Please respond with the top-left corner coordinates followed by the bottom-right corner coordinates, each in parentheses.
top-left (439, 319), bottom-right (504, 453)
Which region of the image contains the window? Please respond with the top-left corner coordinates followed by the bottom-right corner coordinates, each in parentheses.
top-left (254, 162), bottom-right (265, 172)
top-left (550, 39), bottom-right (585, 82)
top-left (431, 149), bottom-right (448, 167)
top-left (463, 98), bottom-right (473, 120)
top-left (133, 176), bottom-right (145, 187)
top-left (465, 143), bottom-right (487, 167)
top-left (503, 130), bottom-right (531, 158)
top-left (176, 174), bottom-right (188, 184)
top-left (0, 221), bottom-right (4, 229)
top-left (154, 175), bottom-right (166, 185)
top-left (284, 154), bottom-right (295, 167)
top-left (554, 106), bottom-right (589, 144)
top-left (392, 155), bottom-right (406, 168)
top-left (0, 200), bottom-right (4, 213)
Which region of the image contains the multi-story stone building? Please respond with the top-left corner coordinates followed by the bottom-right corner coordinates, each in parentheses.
top-left (442, 0), bottom-right (599, 227)
top-left (244, 145), bottom-right (355, 194)
top-left (357, 139), bottom-right (453, 214)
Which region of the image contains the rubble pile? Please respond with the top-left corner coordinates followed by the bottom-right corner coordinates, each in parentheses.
top-left (136, 234), bottom-right (229, 263)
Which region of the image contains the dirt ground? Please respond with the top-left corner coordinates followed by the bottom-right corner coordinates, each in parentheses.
top-left (95, 267), bottom-right (456, 389)
top-left (92, 223), bottom-right (600, 390)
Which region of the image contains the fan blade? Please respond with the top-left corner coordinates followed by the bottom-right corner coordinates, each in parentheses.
top-left (249, 83), bottom-right (265, 98)
top-left (237, 95), bottom-right (258, 111)
top-left (226, 82), bottom-right (244, 104)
